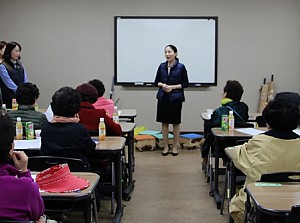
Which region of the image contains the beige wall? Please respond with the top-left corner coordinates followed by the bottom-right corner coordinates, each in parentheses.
top-left (1, 0), bottom-right (299, 131)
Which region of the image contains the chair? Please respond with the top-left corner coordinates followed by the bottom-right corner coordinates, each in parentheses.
top-left (28, 156), bottom-right (89, 172)
top-left (243, 172), bottom-right (300, 223)
top-left (255, 115), bottom-right (266, 127)
top-left (0, 220), bottom-right (34, 223)
top-left (287, 205), bottom-right (300, 223)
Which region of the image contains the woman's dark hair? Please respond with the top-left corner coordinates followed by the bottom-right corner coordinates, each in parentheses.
top-left (0, 114), bottom-right (14, 163)
top-left (0, 41), bottom-right (7, 50)
top-left (3, 41), bottom-right (22, 61)
top-left (165, 44), bottom-right (178, 57)
top-left (88, 79), bottom-right (105, 97)
top-left (223, 80), bottom-right (244, 101)
top-left (16, 82), bottom-right (40, 105)
top-left (76, 83), bottom-right (98, 104)
top-left (263, 98), bottom-right (300, 131)
top-left (51, 86), bottom-right (81, 117)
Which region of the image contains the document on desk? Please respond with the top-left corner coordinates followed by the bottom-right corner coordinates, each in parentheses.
top-left (14, 138), bottom-right (41, 150)
top-left (235, 128), bottom-right (264, 136)
top-left (293, 129), bottom-right (300, 136)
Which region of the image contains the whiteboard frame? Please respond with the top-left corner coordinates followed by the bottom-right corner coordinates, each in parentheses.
top-left (114, 16), bottom-right (218, 87)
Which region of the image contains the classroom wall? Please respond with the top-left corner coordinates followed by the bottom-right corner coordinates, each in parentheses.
top-left (1, 0), bottom-right (299, 131)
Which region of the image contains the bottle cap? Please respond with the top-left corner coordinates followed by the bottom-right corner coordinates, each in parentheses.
top-left (100, 117), bottom-right (104, 122)
top-left (229, 111), bottom-right (233, 115)
top-left (17, 117), bottom-right (21, 121)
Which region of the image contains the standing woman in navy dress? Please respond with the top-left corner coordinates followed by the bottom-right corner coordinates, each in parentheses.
top-left (0, 41), bottom-right (28, 108)
top-left (154, 45), bottom-right (189, 156)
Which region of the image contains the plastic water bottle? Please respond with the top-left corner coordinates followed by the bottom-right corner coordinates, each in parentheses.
top-left (98, 117), bottom-right (106, 141)
top-left (16, 117), bottom-right (23, 140)
top-left (1, 104), bottom-right (7, 115)
top-left (228, 110), bottom-right (235, 132)
top-left (112, 106), bottom-right (119, 123)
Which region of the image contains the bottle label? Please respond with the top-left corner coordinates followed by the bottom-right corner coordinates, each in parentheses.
top-left (99, 123), bottom-right (106, 141)
top-left (16, 123), bottom-right (23, 140)
top-left (221, 115), bottom-right (228, 131)
top-left (25, 122), bottom-right (35, 140)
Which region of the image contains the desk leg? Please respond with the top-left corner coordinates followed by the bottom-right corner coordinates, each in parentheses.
top-left (213, 137), bottom-right (222, 209)
top-left (123, 130), bottom-right (135, 201)
top-left (83, 197), bottom-right (92, 223)
top-left (113, 151), bottom-right (124, 223)
top-left (228, 161), bottom-right (236, 223)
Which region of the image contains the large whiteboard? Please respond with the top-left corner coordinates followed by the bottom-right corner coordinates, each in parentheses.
top-left (114, 16), bottom-right (218, 87)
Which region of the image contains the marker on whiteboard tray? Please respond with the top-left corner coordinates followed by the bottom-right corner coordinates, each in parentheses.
top-left (134, 81), bottom-right (144, 86)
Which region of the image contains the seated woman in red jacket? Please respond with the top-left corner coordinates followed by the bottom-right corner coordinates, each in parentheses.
top-left (0, 114), bottom-right (45, 222)
top-left (76, 83), bottom-right (122, 136)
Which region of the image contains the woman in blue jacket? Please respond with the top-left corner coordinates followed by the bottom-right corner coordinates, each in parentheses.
top-left (154, 45), bottom-right (189, 156)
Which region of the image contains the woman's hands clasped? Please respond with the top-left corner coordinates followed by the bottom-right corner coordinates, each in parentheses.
top-left (11, 151), bottom-right (28, 173)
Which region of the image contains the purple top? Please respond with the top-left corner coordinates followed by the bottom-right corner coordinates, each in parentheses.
top-left (0, 164), bottom-right (44, 221)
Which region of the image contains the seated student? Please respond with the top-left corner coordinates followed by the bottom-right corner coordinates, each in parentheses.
top-left (8, 82), bottom-right (48, 130)
top-left (226, 98), bottom-right (300, 223)
top-left (76, 83), bottom-right (122, 136)
top-left (40, 86), bottom-right (96, 168)
top-left (201, 80), bottom-right (249, 166)
top-left (0, 114), bottom-right (45, 222)
top-left (89, 79), bottom-right (115, 118)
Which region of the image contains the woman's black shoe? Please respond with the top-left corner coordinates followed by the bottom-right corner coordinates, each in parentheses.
top-left (172, 152), bottom-right (178, 156)
top-left (162, 152), bottom-right (169, 156)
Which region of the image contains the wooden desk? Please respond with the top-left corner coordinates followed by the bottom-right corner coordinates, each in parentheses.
top-left (36, 172), bottom-right (100, 223)
top-left (246, 182), bottom-right (300, 222)
top-left (210, 128), bottom-right (264, 209)
top-left (94, 136), bottom-right (126, 223)
top-left (119, 122), bottom-right (136, 200)
top-left (119, 109), bottom-right (137, 123)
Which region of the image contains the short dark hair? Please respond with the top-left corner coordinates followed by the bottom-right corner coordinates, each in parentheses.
top-left (0, 41), bottom-right (7, 50)
top-left (88, 79), bottom-right (105, 97)
top-left (76, 83), bottom-right (98, 104)
top-left (51, 86), bottom-right (81, 117)
top-left (263, 98), bottom-right (300, 131)
top-left (3, 41), bottom-right (22, 61)
top-left (223, 80), bottom-right (244, 101)
top-left (274, 92), bottom-right (300, 107)
top-left (16, 82), bottom-right (40, 105)
top-left (0, 114), bottom-right (14, 163)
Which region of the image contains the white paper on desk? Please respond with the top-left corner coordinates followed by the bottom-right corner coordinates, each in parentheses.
top-left (14, 138), bottom-right (41, 150)
top-left (235, 128), bottom-right (264, 136)
top-left (293, 129), bottom-right (300, 136)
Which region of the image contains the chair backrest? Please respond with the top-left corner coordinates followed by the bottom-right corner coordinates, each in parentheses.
top-left (288, 205), bottom-right (300, 223)
top-left (260, 171), bottom-right (300, 183)
top-left (255, 115), bottom-right (267, 127)
top-left (28, 156), bottom-right (89, 172)
top-left (0, 220), bottom-right (34, 223)
top-left (236, 122), bottom-right (255, 128)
